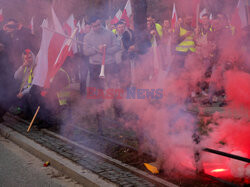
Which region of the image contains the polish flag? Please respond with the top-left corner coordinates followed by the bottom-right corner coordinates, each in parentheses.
top-left (63, 14), bottom-right (77, 54)
top-left (199, 8), bottom-right (208, 19)
top-left (110, 9), bottom-right (122, 25)
top-left (81, 17), bottom-right (85, 33)
top-left (76, 18), bottom-right (85, 34)
top-left (0, 9), bottom-right (3, 22)
top-left (76, 21), bottom-right (81, 33)
top-left (171, 3), bottom-right (177, 30)
top-left (121, 0), bottom-right (132, 27)
top-left (63, 14), bottom-right (75, 36)
top-left (32, 8), bottom-right (77, 92)
top-left (232, 0), bottom-right (248, 30)
top-left (30, 17), bottom-right (34, 34)
top-left (209, 13), bottom-right (213, 20)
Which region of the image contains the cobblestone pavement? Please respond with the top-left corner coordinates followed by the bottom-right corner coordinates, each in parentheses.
top-left (3, 115), bottom-right (160, 187)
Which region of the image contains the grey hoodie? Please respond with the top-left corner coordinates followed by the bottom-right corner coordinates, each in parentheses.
top-left (83, 27), bottom-right (120, 65)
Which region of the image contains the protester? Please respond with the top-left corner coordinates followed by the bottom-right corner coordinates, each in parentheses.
top-left (161, 19), bottom-right (172, 70)
top-left (83, 16), bottom-right (120, 87)
top-left (83, 16), bottom-right (120, 133)
top-left (147, 15), bottom-right (163, 44)
top-left (76, 23), bottom-right (91, 95)
top-left (2, 19), bottom-right (37, 69)
top-left (0, 38), bottom-right (16, 122)
top-left (196, 14), bottom-right (213, 40)
top-left (13, 49), bottom-right (36, 117)
top-left (173, 15), bottom-right (196, 70)
top-left (115, 20), bottom-right (135, 87)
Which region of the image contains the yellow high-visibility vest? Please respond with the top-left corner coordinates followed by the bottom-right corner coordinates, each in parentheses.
top-left (20, 66), bottom-right (33, 90)
top-left (176, 27), bottom-right (196, 53)
top-left (155, 23), bottom-right (163, 38)
top-left (112, 29), bottom-right (117, 34)
top-left (56, 68), bottom-right (71, 106)
top-left (150, 23), bottom-right (163, 44)
top-left (201, 27), bottom-right (213, 36)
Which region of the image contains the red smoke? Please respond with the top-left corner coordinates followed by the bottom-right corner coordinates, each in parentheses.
top-left (224, 70), bottom-right (250, 114)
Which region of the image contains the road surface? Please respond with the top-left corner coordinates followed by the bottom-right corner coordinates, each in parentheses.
top-left (0, 135), bottom-right (82, 187)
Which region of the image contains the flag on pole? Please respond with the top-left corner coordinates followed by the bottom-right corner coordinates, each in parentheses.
top-left (171, 3), bottom-right (177, 30)
top-left (32, 19), bottom-right (54, 87)
top-left (209, 13), bottom-right (213, 20)
top-left (76, 21), bottom-right (81, 33)
top-left (63, 14), bottom-right (77, 54)
top-left (33, 7), bottom-right (77, 92)
top-left (199, 8), bottom-right (208, 19)
top-left (121, 0), bottom-right (132, 27)
top-left (81, 17), bottom-right (85, 32)
top-left (232, 0), bottom-right (248, 30)
top-left (63, 14), bottom-right (75, 36)
top-left (30, 17), bottom-right (34, 34)
top-left (110, 9), bottom-right (122, 25)
top-left (0, 9), bottom-right (3, 22)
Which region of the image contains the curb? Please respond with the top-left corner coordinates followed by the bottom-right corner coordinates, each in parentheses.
top-left (3, 113), bottom-right (179, 187)
top-left (0, 123), bottom-right (117, 187)
top-left (43, 129), bottom-right (178, 187)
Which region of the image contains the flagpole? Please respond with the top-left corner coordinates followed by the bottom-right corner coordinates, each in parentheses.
top-left (196, 1), bottom-right (200, 28)
top-left (42, 26), bottom-right (84, 45)
top-left (53, 28), bottom-right (78, 67)
top-left (27, 106), bottom-right (40, 132)
top-left (246, 0), bottom-right (249, 25)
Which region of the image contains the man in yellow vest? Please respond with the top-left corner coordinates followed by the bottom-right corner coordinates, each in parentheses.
top-left (173, 15), bottom-right (196, 70)
top-left (36, 59), bottom-right (72, 129)
top-left (47, 60), bottom-right (72, 113)
top-left (147, 16), bottom-right (163, 45)
top-left (13, 49), bottom-right (36, 117)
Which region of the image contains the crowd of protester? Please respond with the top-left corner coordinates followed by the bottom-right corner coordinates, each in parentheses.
top-left (0, 11), bottom-right (249, 130)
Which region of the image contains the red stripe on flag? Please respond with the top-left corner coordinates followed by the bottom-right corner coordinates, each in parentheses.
top-left (171, 13), bottom-right (177, 30)
top-left (44, 33), bottom-right (65, 89)
top-left (121, 9), bottom-right (130, 27)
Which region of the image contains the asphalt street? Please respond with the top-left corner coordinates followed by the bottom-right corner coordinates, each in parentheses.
top-left (0, 135), bottom-right (82, 187)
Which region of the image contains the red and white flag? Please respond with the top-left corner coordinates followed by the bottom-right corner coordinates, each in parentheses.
top-left (63, 14), bottom-right (75, 36)
top-left (32, 19), bottom-right (54, 88)
top-left (171, 3), bottom-right (177, 30)
top-left (209, 13), bottom-right (213, 20)
top-left (63, 14), bottom-right (77, 54)
top-left (30, 17), bottom-right (34, 34)
top-left (76, 18), bottom-right (85, 34)
top-left (0, 9), bottom-right (3, 22)
top-left (110, 9), bottom-right (122, 25)
top-left (232, 0), bottom-right (248, 30)
top-left (33, 8), bottom-right (77, 91)
top-left (80, 17), bottom-right (85, 33)
top-left (121, 0), bottom-right (132, 27)
top-left (199, 8), bottom-right (208, 19)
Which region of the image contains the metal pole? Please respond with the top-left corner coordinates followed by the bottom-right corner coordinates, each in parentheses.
top-left (203, 148), bottom-right (250, 163)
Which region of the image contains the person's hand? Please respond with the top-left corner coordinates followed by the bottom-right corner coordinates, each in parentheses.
top-left (98, 44), bottom-right (106, 53)
top-left (150, 30), bottom-right (156, 36)
top-left (23, 60), bottom-right (29, 67)
top-left (17, 93), bottom-right (23, 99)
top-left (128, 45), bottom-right (135, 52)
